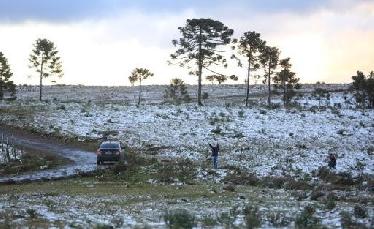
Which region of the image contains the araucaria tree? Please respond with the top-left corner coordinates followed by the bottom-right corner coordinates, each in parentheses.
top-left (232, 31), bottom-right (265, 106)
top-left (164, 78), bottom-right (190, 104)
top-left (259, 46), bottom-right (279, 106)
top-left (29, 38), bottom-right (63, 101)
top-left (0, 52), bottom-right (16, 100)
top-left (171, 18), bottom-right (234, 105)
top-left (273, 58), bottom-right (300, 106)
top-left (128, 68), bottom-right (154, 105)
top-left (351, 70), bottom-right (374, 108)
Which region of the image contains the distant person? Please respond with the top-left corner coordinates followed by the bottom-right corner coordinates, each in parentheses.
top-left (328, 153), bottom-right (336, 169)
top-left (209, 143), bottom-right (219, 169)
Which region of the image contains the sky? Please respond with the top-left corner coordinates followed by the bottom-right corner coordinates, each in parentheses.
top-left (0, 0), bottom-right (373, 86)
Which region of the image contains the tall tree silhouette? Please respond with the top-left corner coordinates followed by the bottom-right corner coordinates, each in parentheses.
top-left (0, 52), bottom-right (16, 100)
top-left (128, 68), bottom-right (153, 105)
top-left (232, 31), bottom-right (265, 106)
top-left (260, 46), bottom-right (279, 106)
top-left (171, 18), bottom-right (233, 105)
top-left (273, 58), bottom-right (300, 106)
top-left (29, 38), bottom-right (63, 101)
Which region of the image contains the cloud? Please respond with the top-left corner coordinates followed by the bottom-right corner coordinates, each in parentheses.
top-left (0, 0), bottom-right (373, 86)
top-left (0, 0), bottom-right (355, 22)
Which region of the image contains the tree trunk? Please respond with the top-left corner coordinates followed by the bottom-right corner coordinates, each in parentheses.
top-left (0, 75), bottom-right (3, 100)
top-left (39, 55), bottom-right (44, 101)
top-left (245, 57), bottom-right (251, 107)
top-left (283, 81), bottom-right (286, 107)
top-left (198, 64), bottom-right (202, 106)
top-left (197, 26), bottom-right (203, 106)
top-left (267, 62), bottom-right (271, 107)
top-left (138, 78), bottom-right (142, 105)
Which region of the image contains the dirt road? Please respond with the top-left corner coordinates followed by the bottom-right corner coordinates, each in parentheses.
top-left (0, 126), bottom-right (97, 184)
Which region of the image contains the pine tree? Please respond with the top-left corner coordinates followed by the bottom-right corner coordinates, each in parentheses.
top-left (171, 18), bottom-right (234, 105)
top-left (273, 58), bottom-right (300, 106)
top-left (232, 31), bottom-right (265, 106)
top-left (164, 78), bottom-right (190, 104)
top-left (351, 70), bottom-right (374, 109)
top-left (128, 68), bottom-right (153, 105)
top-left (29, 38), bottom-right (63, 101)
top-left (0, 52), bottom-right (16, 100)
top-left (259, 46), bottom-right (279, 106)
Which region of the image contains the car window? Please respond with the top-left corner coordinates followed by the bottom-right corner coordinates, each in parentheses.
top-left (100, 143), bottom-right (120, 149)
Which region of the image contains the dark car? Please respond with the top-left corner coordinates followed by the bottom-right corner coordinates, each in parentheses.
top-left (96, 141), bottom-right (124, 165)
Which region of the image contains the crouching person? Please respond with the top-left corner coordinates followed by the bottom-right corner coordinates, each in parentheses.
top-left (209, 143), bottom-right (219, 169)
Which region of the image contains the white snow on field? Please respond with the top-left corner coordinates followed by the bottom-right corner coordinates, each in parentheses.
top-left (1, 96), bottom-right (373, 178)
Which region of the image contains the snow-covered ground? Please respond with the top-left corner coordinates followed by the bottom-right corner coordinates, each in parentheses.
top-left (0, 84), bottom-right (373, 228)
top-left (1, 182), bottom-right (372, 228)
top-left (0, 85), bottom-right (372, 178)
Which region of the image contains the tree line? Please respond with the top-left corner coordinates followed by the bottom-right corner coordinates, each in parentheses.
top-left (133, 18), bottom-right (300, 106)
top-left (0, 18), bottom-right (372, 109)
top-left (0, 38), bottom-right (62, 101)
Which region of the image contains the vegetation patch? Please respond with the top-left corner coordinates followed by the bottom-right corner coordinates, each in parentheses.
top-left (0, 151), bottom-right (70, 176)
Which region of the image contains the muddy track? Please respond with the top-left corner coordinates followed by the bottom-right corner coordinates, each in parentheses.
top-left (0, 126), bottom-right (97, 184)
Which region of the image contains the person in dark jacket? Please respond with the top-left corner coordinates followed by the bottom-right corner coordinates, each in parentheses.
top-left (209, 143), bottom-right (219, 169)
top-left (328, 153), bottom-right (336, 169)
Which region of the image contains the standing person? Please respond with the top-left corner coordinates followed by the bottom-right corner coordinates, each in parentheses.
top-left (328, 153), bottom-right (337, 169)
top-left (209, 143), bottom-right (219, 169)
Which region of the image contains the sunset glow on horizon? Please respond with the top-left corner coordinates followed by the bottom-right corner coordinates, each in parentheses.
top-left (0, 0), bottom-right (373, 86)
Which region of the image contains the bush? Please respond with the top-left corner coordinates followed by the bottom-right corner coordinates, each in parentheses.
top-left (202, 92), bottom-right (209, 100)
top-left (354, 205), bottom-right (367, 218)
top-left (223, 172), bottom-right (259, 186)
top-left (238, 110), bottom-right (245, 118)
top-left (340, 211), bottom-right (365, 229)
top-left (269, 212), bottom-right (291, 227)
top-left (261, 176), bottom-right (287, 189)
top-left (295, 206), bottom-right (321, 229)
top-left (211, 126), bottom-right (222, 135)
top-left (26, 208), bottom-right (37, 219)
top-left (164, 209), bottom-right (196, 229)
top-left (157, 159), bottom-right (196, 184)
top-left (285, 179), bottom-right (312, 190)
top-left (244, 205), bottom-right (261, 229)
top-left (324, 192), bottom-right (338, 210)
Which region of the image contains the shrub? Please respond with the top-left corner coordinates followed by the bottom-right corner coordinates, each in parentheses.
top-left (26, 208), bottom-right (37, 219)
top-left (217, 212), bottom-right (235, 228)
top-left (211, 126), bottom-right (222, 135)
top-left (164, 209), bottom-right (196, 229)
top-left (324, 192), bottom-right (338, 210)
top-left (269, 212), bottom-right (291, 227)
top-left (325, 198), bottom-right (336, 210)
top-left (57, 104), bottom-right (66, 110)
top-left (244, 205), bottom-right (261, 229)
top-left (223, 172), bottom-right (259, 186)
top-left (201, 216), bottom-right (217, 227)
top-left (354, 205), bottom-right (367, 218)
top-left (93, 224), bottom-right (113, 229)
top-left (295, 206), bottom-right (321, 229)
top-left (285, 179), bottom-right (312, 190)
top-left (310, 190), bottom-right (325, 201)
top-left (202, 92), bottom-right (209, 100)
top-left (261, 176), bottom-right (287, 189)
top-left (157, 159), bottom-right (196, 184)
top-left (340, 211), bottom-right (363, 229)
top-left (238, 110), bottom-right (245, 118)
